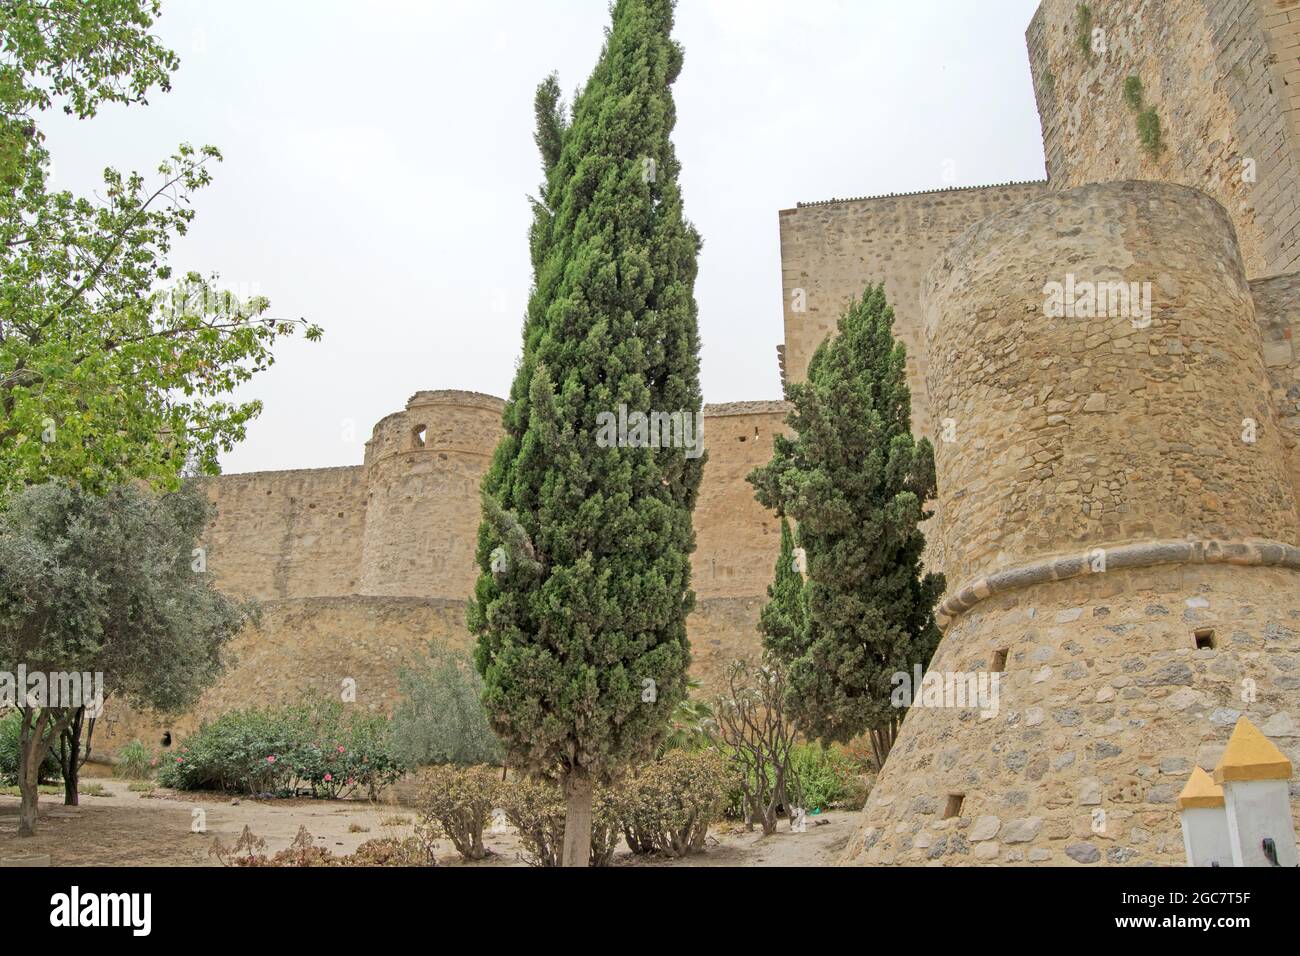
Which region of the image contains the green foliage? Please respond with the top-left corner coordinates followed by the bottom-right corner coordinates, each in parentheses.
top-left (0, 3), bottom-right (321, 500)
top-left (113, 739), bottom-right (155, 780)
top-left (156, 696), bottom-right (403, 798)
top-left (1123, 75), bottom-right (1144, 111)
top-left (0, 482), bottom-right (249, 714)
top-left (0, 711), bottom-right (60, 785)
top-left (1137, 106), bottom-right (1163, 157)
top-left (469, 0), bottom-right (704, 796)
top-left (415, 764), bottom-right (501, 861)
top-left (721, 742), bottom-right (867, 817)
top-left (749, 285), bottom-right (944, 748)
top-left (390, 645), bottom-right (503, 767)
top-left (619, 749), bottom-right (730, 857)
top-left (0, 0), bottom-right (178, 186)
top-left (759, 517), bottom-right (807, 662)
top-left (787, 743), bottom-right (865, 812)
top-left (659, 678), bottom-right (716, 755)
top-left (1075, 4), bottom-right (1095, 58)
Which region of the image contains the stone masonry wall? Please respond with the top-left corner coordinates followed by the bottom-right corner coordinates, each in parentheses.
top-left (1027, 0), bottom-right (1300, 279)
top-left (843, 563), bottom-right (1300, 866)
top-left (844, 180), bottom-right (1300, 866)
top-left (101, 396), bottom-right (786, 757)
top-left (201, 467), bottom-right (366, 602)
top-left (358, 392), bottom-right (505, 600)
top-left (1254, 271), bottom-right (1300, 508)
top-left (778, 182), bottom-right (1048, 443)
top-left (924, 180), bottom-right (1298, 591)
top-left (692, 402), bottom-right (789, 599)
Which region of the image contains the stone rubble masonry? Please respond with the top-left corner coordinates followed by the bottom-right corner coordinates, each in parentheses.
top-left (842, 180), bottom-right (1300, 866)
top-left (1026, 0), bottom-right (1300, 279)
top-left (105, 394), bottom-right (790, 755)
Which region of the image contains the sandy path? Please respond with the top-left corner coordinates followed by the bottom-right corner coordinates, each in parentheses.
top-left (0, 776), bottom-right (850, 867)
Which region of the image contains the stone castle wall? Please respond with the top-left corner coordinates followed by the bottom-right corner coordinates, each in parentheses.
top-left (1026, 0), bottom-right (1300, 279)
top-left (1253, 271), bottom-right (1300, 500)
top-left (844, 180), bottom-right (1300, 866)
top-left (778, 182), bottom-right (1048, 441)
top-left (103, 395), bottom-right (790, 755)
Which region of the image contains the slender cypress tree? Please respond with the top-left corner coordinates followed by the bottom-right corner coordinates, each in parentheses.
top-left (749, 285), bottom-right (944, 768)
top-left (469, 0), bottom-right (704, 867)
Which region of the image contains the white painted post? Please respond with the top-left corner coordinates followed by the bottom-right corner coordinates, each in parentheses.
top-left (1178, 766), bottom-right (1232, 867)
top-left (1214, 716), bottom-right (1297, 868)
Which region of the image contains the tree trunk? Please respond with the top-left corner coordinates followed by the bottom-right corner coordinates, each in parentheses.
top-left (59, 707), bottom-right (87, 806)
top-left (62, 754), bottom-right (80, 806)
top-left (561, 771), bottom-right (594, 868)
top-left (17, 710), bottom-right (48, 837)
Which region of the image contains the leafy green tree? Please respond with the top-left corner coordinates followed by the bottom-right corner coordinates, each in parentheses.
top-left (391, 645), bottom-right (503, 768)
top-left (1, 0), bottom-right (320, 498)
top-left (0, 481), bottom-right (249, 835)
top-left (749, 285), bottom-right (944, 769)
top-left (759, 516), bottom-right (807, 662)
top-left (469, 0), bottom-right (704, 867)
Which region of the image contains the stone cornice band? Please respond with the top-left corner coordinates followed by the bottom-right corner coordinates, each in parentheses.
top-left (936, 538), bottom-right (1300, 631)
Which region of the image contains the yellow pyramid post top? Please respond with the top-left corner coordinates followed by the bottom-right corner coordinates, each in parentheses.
top-left (1177, 766), bottom-right (1224, 809)
top-left (1213, 716), bottom-right (1293, 784)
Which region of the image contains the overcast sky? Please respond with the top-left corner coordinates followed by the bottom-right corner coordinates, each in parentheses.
top-left (41, 0), bottom-right (1046, 474)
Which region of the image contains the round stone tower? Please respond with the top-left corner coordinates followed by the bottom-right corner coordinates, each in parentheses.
top-left (359, 390), bottom-right (504, 599)
top-left (844, 181), bottom-right (1300, 866)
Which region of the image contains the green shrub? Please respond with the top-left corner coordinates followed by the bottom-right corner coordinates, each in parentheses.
top-left (114, 739), bottom-right (156, 780)
top-left (158, 696), bottom-right (403, 798)
top-left (390, 645), bottom-right (503, 767)
top-left (788, 744), bottom-right (860, 812)
top-left (619, 749), bottom-right (731, 858)
top-left (722, 742), bottom-right (868, 817)
top-left (416, 764), bottom-right (500, 861)
top-left (0, 712), bottom-right (61, 786)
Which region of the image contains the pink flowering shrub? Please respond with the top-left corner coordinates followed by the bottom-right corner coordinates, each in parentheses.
top-left (158, 696), bottom-right (402, 797)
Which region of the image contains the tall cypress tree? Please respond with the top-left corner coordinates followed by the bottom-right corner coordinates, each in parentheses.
top-left (749, 285), bottom-right (944, 769)
top-left (469, 0), bottom-right (704, 867)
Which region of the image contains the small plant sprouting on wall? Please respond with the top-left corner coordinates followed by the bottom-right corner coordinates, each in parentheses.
top-left (1075, 4), bottom-right (1095, 58)
top-left (1041, 70), bottom-right (1056, 98)
top-left (1122, 75), bottom-right (1163, 159)
top-left (1136, 107), bottom-right (1163, 157)
top-left (1123, 75), bottom-right (1143, 111)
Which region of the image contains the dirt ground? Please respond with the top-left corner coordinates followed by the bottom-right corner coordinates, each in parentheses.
top-left (0, 776), bottom-right (850, 867)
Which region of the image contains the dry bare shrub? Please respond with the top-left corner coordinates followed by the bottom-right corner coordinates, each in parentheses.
top-left (347, 836), bottom-right (436, 867)
top-left (209, 825), bottom-right (334, 867)
top-left (416, 764), bottom-right (501, 861)
top-left (619, 749), bottom-right (731, 857)
top-left (500, 775), bottom-right (566, 867)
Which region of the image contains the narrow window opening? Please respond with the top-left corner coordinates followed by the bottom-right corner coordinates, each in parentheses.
top-left (160, 731), bottom-right (172, 749)
top-left (1193, 628), bottom-right (1216, 650)
top-left (991, 649), bottom-right (1008, 673)
top-left (943, 793), bottom-right (965, 819)
top-left (412, 424), bottom-right (427, 449)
